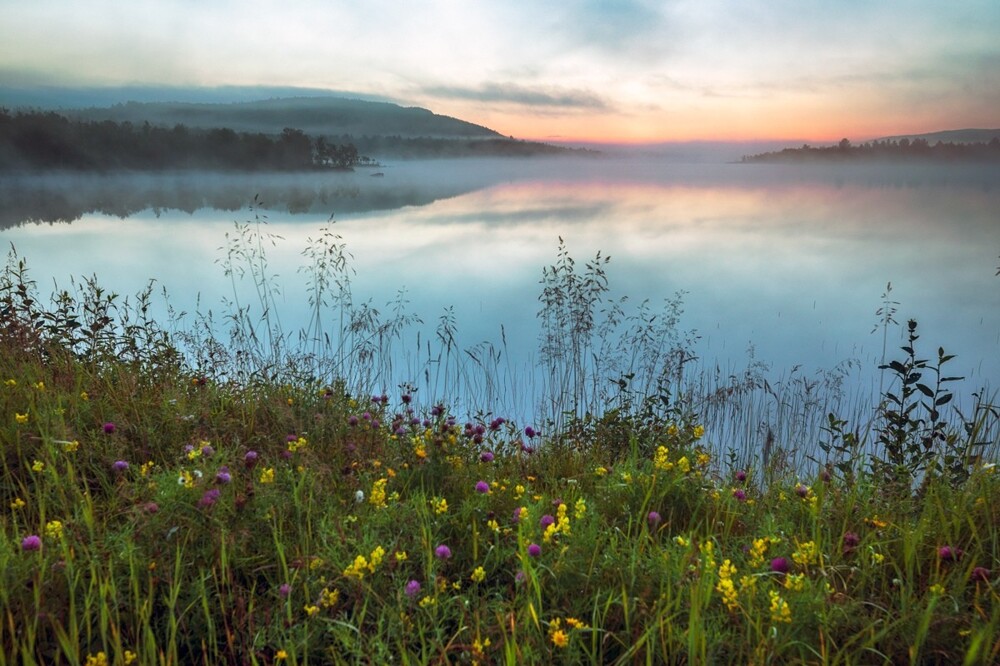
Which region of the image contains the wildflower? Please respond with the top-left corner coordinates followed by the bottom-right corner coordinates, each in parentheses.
top-left (842, 531), bottom-right (860, 554)
top-left (395, 550), bottom-right (408, 562)
top-left (112, 460), bottom-right (129, 473)
top-left (480, 451), bottom-right (494, 463)
top-left (783, 574), bottom-right (806, 592)
top-left (31, 460), bottom-right (44, 473)
top-left (279, 583), bottom-right (292, 597)
top-left (4, 379), bottom-right (15, 386)
top-left (524, 426), bottom-right (537, 439)
top-left (143, 502), bottom-right (159, 513)
top-left (355, 489), bottom-right (365, 503)
top-left (693, 425), bottom-right (705, 439)
top-left (870, 550), bottom-right (885, 565)
top-left (215, 466), bottom-right (231, 484)
top-left (471, 566), bottom-right (486, 583)
top-left (574, 497), bottom-right (586, 519)
top-left (770, 557), bottom-right (790, 575)
top-left (418, 595), bottom-right (436, 608)
top-left (34, 381), bottom-right (44, 391)
top-left (276, 650), bottom-right (288, 661)
top-left (198, 488), bottom-right (221, 508)
top-left (370, 478), bottom-right (388, 508)
top-left (45, 520), bottom-right (63, 540)
top-left (123, 650), bottom-right (137, 665)
top-left (80, 391), bottom-right (88, 401)
top-left (435, 544), bottom-right (452, 560)
top-left (735, 469), bottom-right (747, 483)
top-left (971, 567), bottom-right (991, 583)
top-left (676, 456), bottom-right (691, 474)
top-left (550, 629), bottom-right (569, 648)
top-left (304, 604), bottom-right (320, 617)
top-left (938, 545), bottom-right (961, 562)
top-left (62, 440), bottom-right (80, 453)
top-left (431, 496), bottom-right (448, 514)
top-left (647, 511), bottom-right (662, 528)
top-left (928, 583), bottom-right (945, 596)
top-left (749, 538), bottom-right (770, 567)
top-left (15, 412), bottom-right (28, 424)
top-left (528, 543), bottom-right (542, 557)
top-left (540, 514), bottom-right (555, 531)
top-left (10, 497), bottom-right (26, 510)
top-left (475, 480), bottom-right (490, 494)
top-left (512, 506), bottom-right (527, 524)
top-left (594, 466), bottom-right (608, 476)
top-left (259, 467), bottom-right (275, 484)
top-left (103, 422), bottom-right (116, 434)
top-left (653, 446), bottom-right (673, 471)
top-left (178, 470), bottom-right (194, 488)
top-left (733, 488), bottom-right (747, 501)
top-left (244, 450), bottom-right (259, 467)
top-left (319, 587), bottom-right (339, 608)
top-left (85, 652), bottom-right (108, 666)
top-left (674, 535), bottom-right (690, 548)
top-left (716, 560), bottom-right (740, 613)
top-left (405, 580), bottom-right (422, 597)
top-left (22, 535), bottom-right (42, 551)
top-left (768, 590), bottom-right (792, 624)
top-left (792, 541), bottom-right (820, 567)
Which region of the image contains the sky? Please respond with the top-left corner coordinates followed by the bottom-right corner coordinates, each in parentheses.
top-left (1, 0), bottom-right (998, 143)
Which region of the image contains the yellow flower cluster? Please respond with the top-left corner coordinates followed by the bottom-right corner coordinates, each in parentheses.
top-left (574, 498), bottom-right (587, 520)
top-left (792, 540), bottom-right (820, 567)
top-left (63, 440), bottom-right (80, 453)
top-left (653, 446), bottom-right (673, 471)
top-left (749, 537), bottom-right (771, 568)
top-left (259, 467), bottom-right (275, 484)
top-left (543, 503), bottom-right (571, 543)
top-left (287, 436), bottom-right (308, 453)
top-left (470, 566), bottom-right (486, 583)
top-left (319, 587), bottom-right (340, 608)
top-left (343, 545), bottom-right (386, 580)
top-left (85, 652), bottom-right (108, 666)
top-left (716, 559), bottom-right (740, 612)
top-left (768, 590), bottom-right (792, 624)
top-left (45, 520), bottom-right (64, 541)
top-left (10, 497), bottom-right (26, 510)
top-left (548, 617), bottom-right (587, 648)
top-left (15, 412), bottom-right (29, 424)
top-left (783, 573), bottom-right (806, 592)
top-left (369, 477), bottom-right (388, 509)
top-left (430, 496), bottom-right (448, 515)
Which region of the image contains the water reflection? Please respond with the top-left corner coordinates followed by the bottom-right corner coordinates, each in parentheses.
top-left (2, 159), bottom-right (998, 426)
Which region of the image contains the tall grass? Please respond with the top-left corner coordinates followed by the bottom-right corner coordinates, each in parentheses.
top-left (1, 212), bottom-right (999, 664)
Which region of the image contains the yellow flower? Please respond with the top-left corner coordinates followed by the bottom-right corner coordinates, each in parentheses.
top-left (487, 519), bottom-right (500, 532)
top-left (320, 587), bottom-right (340, 608)
top-left (674, 535), bottom-right (690, 548)
top-left (178, 470), bottom-right (194, 488)
top-left (10, 497), bottom-right (26, 510)
top-left (4, 379), bottom-right (15, 387)
top-left (418, 595), bottom-right (436, 608)
top-left (696, 451), bottom-right (711, 467)
top-left (783, 574), bottom-right (806, 592)
top-left (470, 566), bottom-right (486, 583)
top-left (928, 583), bottom-right (945, 596)
top-left (594, 466), bottom-right (608, 477)
top-left (574, 498), bottom-right (587, 520)
top-left (653, 446), bottom-right (673, 471)
top-left (63, 440), bottom-right (80, 453)
top-left (34, 381), bottom-right (45, 391)
top-left (15, 412), bottom-right (29, 424)
top-left (275, 649), bottom-right (288, 661)
top-left (343, 554), bottom-right (369, 580)
top-left (31, 460), bottom-right (44, 473)
top-left (693, 425), bottom-right (705, 439)
top-left (45, 520), bottom-right (64, 540)
top-left (259, 467), bottom-right (275, 484)
top-left (304, 604), bottom-right (320, 617)
top-left (85, 652), bottom-right (108, 666)
top-left (676, 456), bottom-right (691, 474)
top-left (395, 550), bottom-right (408, 562)
top-left (769, 590), bottom-right (792, 624)
top-left (792, 540), bottom-right (820, 567)
top-left (550, 629), bottom-right (569, 648)
top-left (140, 461), bottom-right (154, 476)
top-left (430, 497), bottom-right (448, 514)
top-left (368, 546), bottom-right (386, 572)
top-left (123, 650), bottom-right (137, 665)
top-left (565, 617), bottom-right (588, 629)
top-left (369, 478), bottom-right (388, 509)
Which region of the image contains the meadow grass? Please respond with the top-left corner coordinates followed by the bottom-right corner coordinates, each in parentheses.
top-left (1, 230), bottom-right (999, 665)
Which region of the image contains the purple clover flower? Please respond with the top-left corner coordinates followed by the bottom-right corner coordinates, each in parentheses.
top-left (21, 535), bottom-right (42, 551)
top-left (279, 583), bottom-right (292, 598)
top-left (527, 543), bottom-right (541, 557)
top-left (524, 426), bottom-right (537, 439)
top-left (735, 469), bottom-right (747, 483)
top-left (198, 488), bottom-right (221, 508)
top-left (770, 557), bottom-right (791, 575)
top-left (103, 422), bottom-right (116, 434)
top-left (540, 514), bottom-right (555, 530)
top-left (733, 488), bottom-right (747, 501)
top-left (938, 545), bottom-right (961, 562)
top-left (971, 567), bottom-right (991, 583)
top-left (475, 481), bottom-right (491, 494)
top-left (647, 511), bottom-right (662, 528)
top-left (480, 451), bottom-right (495, 463)
top-left (435, 544), bottom-right (452, 560)
top-left (244, 450), bottom-right (259, 467)
top-left (216, 467), bottom-right (232, 484)
top-left (405, 580), bottom-right (421, 597)
top-left (112, 460), bottom-right (129, 473)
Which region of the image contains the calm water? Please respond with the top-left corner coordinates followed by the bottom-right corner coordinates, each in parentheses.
top-left (3, 157), bottom-right (999, 430)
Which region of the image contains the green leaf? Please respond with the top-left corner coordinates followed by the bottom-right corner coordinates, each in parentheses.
top-left (915, 383), bottom-right (934, 398)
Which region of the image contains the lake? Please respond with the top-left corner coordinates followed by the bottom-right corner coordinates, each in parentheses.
top-left (3, 157), bottom-right (999, 463)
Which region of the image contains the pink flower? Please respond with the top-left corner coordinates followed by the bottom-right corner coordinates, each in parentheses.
top-left (435, 544), bottom-right (452, 560)
top-left (527, 543), bottom-right (541, 557)
top-left (475, 481), bottom-right (490, 494)
top-left (647, 511), bottom-right (662, 528)
top-left (103, 422), bottom-right (116, 434)
top-left (21, 535), bottom-right (42, 551)
top-left (404, 580), bottom-right (421, 597)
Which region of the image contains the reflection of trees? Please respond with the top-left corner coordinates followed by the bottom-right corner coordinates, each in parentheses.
top-left (0, 174), bottom-right (488, 229)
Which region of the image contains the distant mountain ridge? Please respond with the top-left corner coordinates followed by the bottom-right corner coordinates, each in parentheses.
top-left (876, 129), bottom-right (1000, 144)
top-left (63, 97), bottom-right (503, 140)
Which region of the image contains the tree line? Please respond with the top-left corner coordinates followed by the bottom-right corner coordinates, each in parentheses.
top-left (0, 109), bottom-right (372, 171)
top-left (742, 136), bottom-right (1000, 164)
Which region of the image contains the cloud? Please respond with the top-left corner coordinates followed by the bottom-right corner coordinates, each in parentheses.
top-left (421, 82), bottom-right (611, 111)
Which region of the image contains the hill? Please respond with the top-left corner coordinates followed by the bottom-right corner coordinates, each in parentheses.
top-left (66, 97), bottom-right (503, 140)
top-left (876, 128), bottom-right (1000, 145)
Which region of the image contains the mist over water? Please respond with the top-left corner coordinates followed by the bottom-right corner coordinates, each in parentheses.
top-left (3, 157), bottom-right (999, 426)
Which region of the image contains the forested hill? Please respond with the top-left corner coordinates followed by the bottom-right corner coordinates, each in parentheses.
top-left (741, 132), bottom-right (1000, 164)
top-left (67, 97), bottom-right (502, 140)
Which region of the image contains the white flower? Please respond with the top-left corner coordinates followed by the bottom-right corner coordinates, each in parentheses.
top-left (354, 490), bottom-right (365, 504)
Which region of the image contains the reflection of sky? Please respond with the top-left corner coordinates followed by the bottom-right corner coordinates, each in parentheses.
top-left (4, 162), bottom-right (999, 417)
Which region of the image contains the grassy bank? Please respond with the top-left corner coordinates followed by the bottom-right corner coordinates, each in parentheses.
top-left (2, 239), bottom-right (999, 665)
